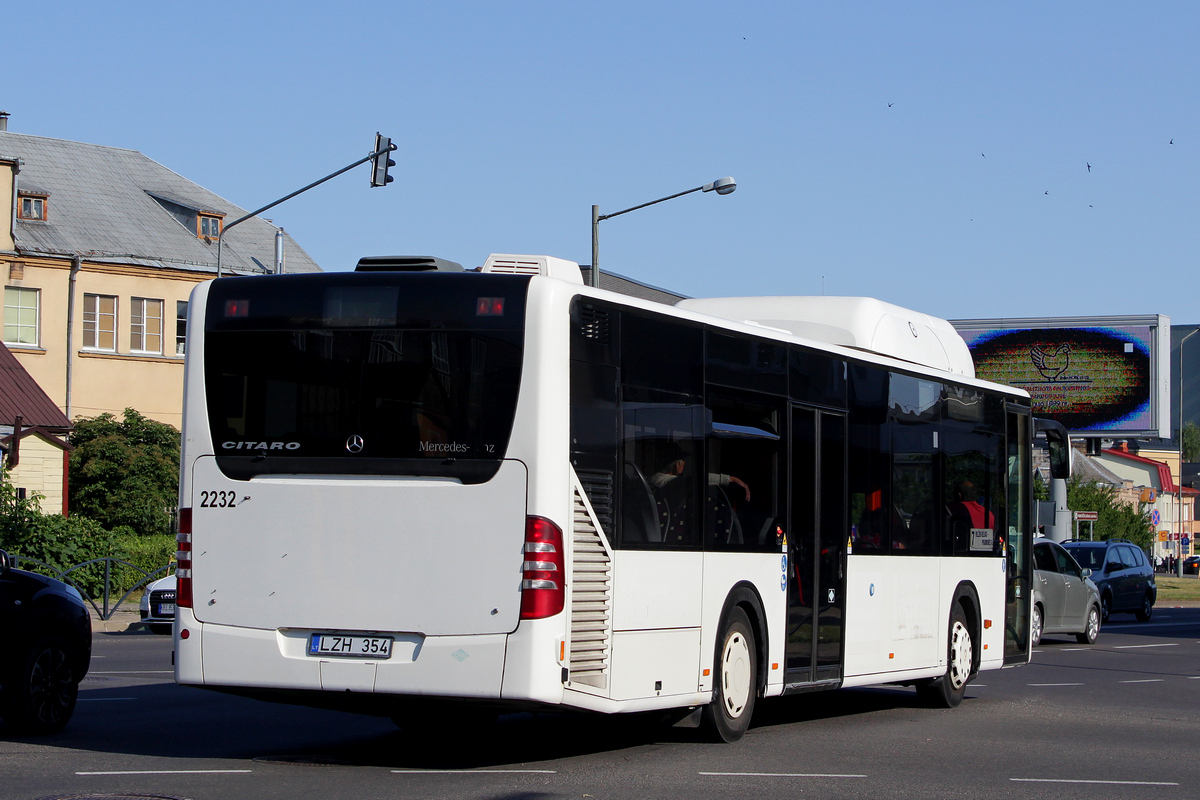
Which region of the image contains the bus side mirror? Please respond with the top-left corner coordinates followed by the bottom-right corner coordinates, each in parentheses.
top-left (1035, 419), bottom-right (1071, 480)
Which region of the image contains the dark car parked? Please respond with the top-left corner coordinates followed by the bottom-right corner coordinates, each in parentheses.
top-left (1062, 539), bottom-right (1156, 623)
top-left (0, 550), bottom-right (92, 734)
top-left (1184, 555), bottom-right (1200, 575)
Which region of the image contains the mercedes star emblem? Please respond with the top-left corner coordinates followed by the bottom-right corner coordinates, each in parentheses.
top-left (345, 434), bottom-right (364, 454)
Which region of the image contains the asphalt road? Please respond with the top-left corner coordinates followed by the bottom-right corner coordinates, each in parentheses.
top-left (4, 608), bottom-right (1199, 800)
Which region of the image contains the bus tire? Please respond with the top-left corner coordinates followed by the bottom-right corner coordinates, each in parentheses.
top-left (702, 606), bottom-right (757, 742)
top-left (916, 603), bottom-right (973, 709)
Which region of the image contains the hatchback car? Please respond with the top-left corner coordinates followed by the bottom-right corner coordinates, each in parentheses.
top-left (1032, 539), bottom-right (1101, 645)
top-left (138, 574), bottom-right (176, 635)
top-left (0, 549), bottom-right (92, 734)
top-left (1062, 539), bottom-right (1156, 622)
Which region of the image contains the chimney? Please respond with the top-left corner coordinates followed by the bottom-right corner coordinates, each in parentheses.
top-left (0, 111), bottom-right (8, 131)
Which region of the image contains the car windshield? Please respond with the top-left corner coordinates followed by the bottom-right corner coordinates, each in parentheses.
top-left (1064, 545), bottom-right (1105, 570)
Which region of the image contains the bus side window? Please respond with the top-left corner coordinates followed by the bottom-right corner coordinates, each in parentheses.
top-left (848, 365), bottom-right (890, 553)
top-left (618, 312), bottom-right (703, 550)
top-left (705, 393), bottom-right (784, 553)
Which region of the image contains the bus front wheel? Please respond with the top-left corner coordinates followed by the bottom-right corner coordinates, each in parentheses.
top-left (702, 606), bottom-right (757, 742)
top-left (916, 604), bottom-right (973, 709)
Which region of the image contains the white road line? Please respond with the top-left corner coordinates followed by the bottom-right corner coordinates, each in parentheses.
top-left (1058, 648), bottom-right (1088, 651)
top-left (700, 772), bottom-right (867, 778)
top-left (1011, 778), bottom-right (1179, 786)
top-left (78, 770), bottom-right (253, 775)
top-left (1189, 676), bottom-right (1200, 680)
top-left (1113, 643), bottom-right (1179, 649)
top-left (1119, 679), bottom-right (1165, 683)
top-left (88, 670), bottom-right (174, 674)
top-left (1027, 683), bottom-right (1084, 687)
top-left (392, 770), bottom-right (557, 774)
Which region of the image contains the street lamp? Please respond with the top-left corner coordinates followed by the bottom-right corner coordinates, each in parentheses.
top-left (1177, 328), bottom-right (1198, 577)
top-left (590, 176), bottom-right (736, 288)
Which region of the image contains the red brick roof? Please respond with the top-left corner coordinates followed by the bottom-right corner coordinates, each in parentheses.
top-left (0, 342), bottom-right (70, 431)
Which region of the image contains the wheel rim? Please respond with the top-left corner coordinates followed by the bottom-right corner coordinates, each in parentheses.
top-left (1142, 596), bottom-right (1152, 617)
top-left (28, 646), bottom-right (74, 726)
top-left (1087, 608), bottom-right (1100, 641)
top-left (948, 621), bottom-right (972, 690)
top-left (1101, 596), bottom-right (1110, 621)
top-left (721, 630), bottom-right (752, 718)
top-left (1031, 606), bottom-right (1043, 644)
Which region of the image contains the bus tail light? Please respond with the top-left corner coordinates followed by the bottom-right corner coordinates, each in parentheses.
top-left (176, 508), bottom-right (193, 609)
top-left (520, 516), bottom-right (564, 620)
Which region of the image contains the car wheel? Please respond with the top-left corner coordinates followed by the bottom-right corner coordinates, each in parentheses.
top-left (1100, 593), bottom-right (1111, 623)
top-left (1030, 604), bottom-right (1044, 647)
top-left (1076, 605), bottom-right (1100, 645)
top-left (701, 606), bottom-right (757, 742)
top-left (1135, 592), bottom-right (1153, 622)
top-left (0, 635), bottom-right (80, 735)
top-left (917, 604), bottom-right (973, 709)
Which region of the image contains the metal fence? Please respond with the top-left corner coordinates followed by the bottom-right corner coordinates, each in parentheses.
top-left (8, 554), bottom-right (173, 620)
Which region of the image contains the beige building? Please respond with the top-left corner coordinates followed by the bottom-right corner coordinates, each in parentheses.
top-left (1, 119), bottom-right (321, 429)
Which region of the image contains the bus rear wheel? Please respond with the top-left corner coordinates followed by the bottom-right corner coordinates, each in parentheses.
top-left (916, 604), bottom-right (973, 709)
top-left (702, 606), bottom-right (757, 742)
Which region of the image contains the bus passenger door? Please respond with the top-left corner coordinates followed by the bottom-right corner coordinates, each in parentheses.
top-left (786, 405), bottom-right (847, 687)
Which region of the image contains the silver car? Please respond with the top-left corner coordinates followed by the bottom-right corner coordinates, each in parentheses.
top-left (1032, 539), bottom-right (1101, 645)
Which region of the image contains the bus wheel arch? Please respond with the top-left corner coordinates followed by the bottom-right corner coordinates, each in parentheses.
top-left (703, 583), bottom-right (767, 742)
top-left (916, 583), bottom-right (980, 709)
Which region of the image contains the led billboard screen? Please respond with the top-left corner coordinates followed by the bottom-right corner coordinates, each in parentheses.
top-left (952, 316), bottom-right (1170, 438)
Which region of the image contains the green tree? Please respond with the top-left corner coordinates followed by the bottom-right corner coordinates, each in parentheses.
top-left (68, 408), bottom-right (180, 537)
top-left (1183, 422), bottom-right (1200, 463)
top-left (1066, 475), bottom-right (1152, 549)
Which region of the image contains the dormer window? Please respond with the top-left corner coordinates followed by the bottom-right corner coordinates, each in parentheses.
top-left (198, 213), bottom-right (223, 239)
top-left (17, 193), bottom-right (48, 221)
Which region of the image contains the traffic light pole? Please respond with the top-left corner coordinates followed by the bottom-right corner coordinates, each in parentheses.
top-left (216, 138), bottom-right (398, 278)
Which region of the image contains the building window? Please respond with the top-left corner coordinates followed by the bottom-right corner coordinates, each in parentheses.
top-left (3, 286), bottom-right (39, 346)
top-left (198, 214), bottom-right (223, 239)
top-left (17, 195), bottom-right (47, 221)
top-left (131, 298), bottom-right (164, 354)
top-left (176, 300), bottom-right (188, 356)
top-left (83, 294), bottom-right (117, 351)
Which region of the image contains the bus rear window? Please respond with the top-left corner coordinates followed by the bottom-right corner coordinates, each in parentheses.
top-left (204, 274), bottom-right (527, 482)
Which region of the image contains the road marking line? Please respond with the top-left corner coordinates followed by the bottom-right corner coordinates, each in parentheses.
top-left (700, 772), bottom-right (867, 778)
top-left (1058, 648), bottom-right (1088, 651)
top-left (78, 770), bottom-right (253, 775)
top-left (1011, 778), bottom-right (1179, 786)
top-left (1113, 643), bottom-right (1178, 649)
top-left (392, 770), bottom-right (557, 774)
top-left (1120, 679), bottom-right (1165, 683)
top-left (1027, 683), bottom-right (1083, 687)
top-left (88, 670), bottom-right (174, 674)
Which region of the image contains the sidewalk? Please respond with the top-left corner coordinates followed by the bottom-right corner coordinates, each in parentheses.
top-left (88, 603), bottom-right (146, 634)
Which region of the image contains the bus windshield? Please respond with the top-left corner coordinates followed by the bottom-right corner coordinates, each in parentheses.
top-left (203, 273), bottom-right (528, 482)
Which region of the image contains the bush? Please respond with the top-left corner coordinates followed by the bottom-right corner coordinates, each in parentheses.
top-left (68, 408), bottom-right (180, 538)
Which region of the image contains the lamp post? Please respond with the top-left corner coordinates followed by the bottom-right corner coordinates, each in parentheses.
top-left (590, 176), bottom-right (736, 288)
top-left (1177, 328), bottom-right (1198, 577)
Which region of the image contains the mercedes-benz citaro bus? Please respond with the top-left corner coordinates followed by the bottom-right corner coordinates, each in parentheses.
top-left (174, 253), bottom-right (1069, 742)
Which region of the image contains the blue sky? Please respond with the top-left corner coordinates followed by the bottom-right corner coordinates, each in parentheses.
top-left (7, 2), bottom-right (1199, 322)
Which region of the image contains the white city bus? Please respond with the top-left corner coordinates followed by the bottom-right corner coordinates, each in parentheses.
top-left (174, 253), bottom-right (1066, 741)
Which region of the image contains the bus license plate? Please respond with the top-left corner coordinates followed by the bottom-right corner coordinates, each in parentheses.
top-left (308, 634), bottom-right (393, 659)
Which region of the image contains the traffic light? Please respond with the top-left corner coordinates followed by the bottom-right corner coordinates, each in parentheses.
top-left (371, 133), bottom-right (395, 187)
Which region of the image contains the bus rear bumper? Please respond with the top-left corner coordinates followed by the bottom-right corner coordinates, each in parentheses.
top-left (175, 611), bottom-right (508, 699)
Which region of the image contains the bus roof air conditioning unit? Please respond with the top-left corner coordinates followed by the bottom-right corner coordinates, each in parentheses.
top-left (355, 256), bottom-right (464, 272)
top-left (676, 296), bottom-right (976, 378)
top-left (482, 254), bottom-right (584, 285)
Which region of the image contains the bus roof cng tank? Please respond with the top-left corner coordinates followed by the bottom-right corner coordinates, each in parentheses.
top-left (675, 296), bottom-right (975, 378)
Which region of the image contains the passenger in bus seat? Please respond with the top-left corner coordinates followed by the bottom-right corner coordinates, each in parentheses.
top-left (946, 480), bottom-right (995, 552)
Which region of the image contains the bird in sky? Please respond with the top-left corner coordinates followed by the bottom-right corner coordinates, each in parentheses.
top-left (888, 102), bottom-right (894, 107)
top-left (1087, 162), bottom-right (1092, 172)
top-left (1044, 190), bottom-right (1049, 195)
top-left (981, 153), bottom-right (986, 158)
top-left (1170, 139), bottom-right (1174, 144)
